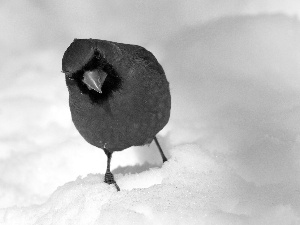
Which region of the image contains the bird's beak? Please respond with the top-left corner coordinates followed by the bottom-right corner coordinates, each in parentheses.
top-left (83, 70), bottom-right (107, 93)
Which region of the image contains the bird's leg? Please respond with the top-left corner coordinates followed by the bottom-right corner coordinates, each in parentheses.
top-left (103, 148), bottom-right (120, 191)
top-left (154, 136), bottom-right (167, 163)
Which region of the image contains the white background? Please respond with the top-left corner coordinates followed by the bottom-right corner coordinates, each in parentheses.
top-left (0, 1), bottom-right (300, 224)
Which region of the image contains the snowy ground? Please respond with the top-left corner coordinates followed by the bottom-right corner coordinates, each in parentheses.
top-left (1, 1), bottom-right (300, 224)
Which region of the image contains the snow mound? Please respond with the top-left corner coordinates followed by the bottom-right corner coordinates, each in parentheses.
top-left (1, 144), bottom-right (299, 225)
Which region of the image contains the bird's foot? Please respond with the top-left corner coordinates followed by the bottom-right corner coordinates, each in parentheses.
top-left (104, 171), bottom-right (120, 191)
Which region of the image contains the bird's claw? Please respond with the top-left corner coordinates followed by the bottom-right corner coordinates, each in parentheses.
top-left (104, 171), bottom-right (120, 191)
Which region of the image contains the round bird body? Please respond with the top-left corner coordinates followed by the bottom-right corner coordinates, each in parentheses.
top-left (62, 39), bottom-right (171, 153)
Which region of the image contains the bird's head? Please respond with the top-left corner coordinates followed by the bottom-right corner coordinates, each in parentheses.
top-left (62, 39), bottom-right (122, 103)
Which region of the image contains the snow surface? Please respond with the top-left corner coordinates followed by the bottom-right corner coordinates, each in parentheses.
top-left (1, 1), bottom-right (300, 224)
top-left (2, 145), bottom-right (299, 225)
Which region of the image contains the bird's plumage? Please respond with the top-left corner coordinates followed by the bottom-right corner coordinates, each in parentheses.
top-left (62, 39), bottom-right (171, 153)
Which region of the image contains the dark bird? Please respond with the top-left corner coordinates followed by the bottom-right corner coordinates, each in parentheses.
top-left (62, 39), bottom-right (171, 191)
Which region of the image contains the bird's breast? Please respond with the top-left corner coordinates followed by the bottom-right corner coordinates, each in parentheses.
top-left (68, 79), bottom-right (170, 152)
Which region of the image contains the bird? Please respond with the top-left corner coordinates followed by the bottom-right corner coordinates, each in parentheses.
top-left (62, 38), bottom-right (171, 191)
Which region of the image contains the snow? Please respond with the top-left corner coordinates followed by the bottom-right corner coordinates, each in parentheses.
top-left (3, 145), bottom-right (299, 225)
top-left (1, 1), bottom-right (300, 224)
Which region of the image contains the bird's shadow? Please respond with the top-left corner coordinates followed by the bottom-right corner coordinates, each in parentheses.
top-left (112, 134), bottom-right (171, 175)
top-left (112, 161), bottom-right (161, 175)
